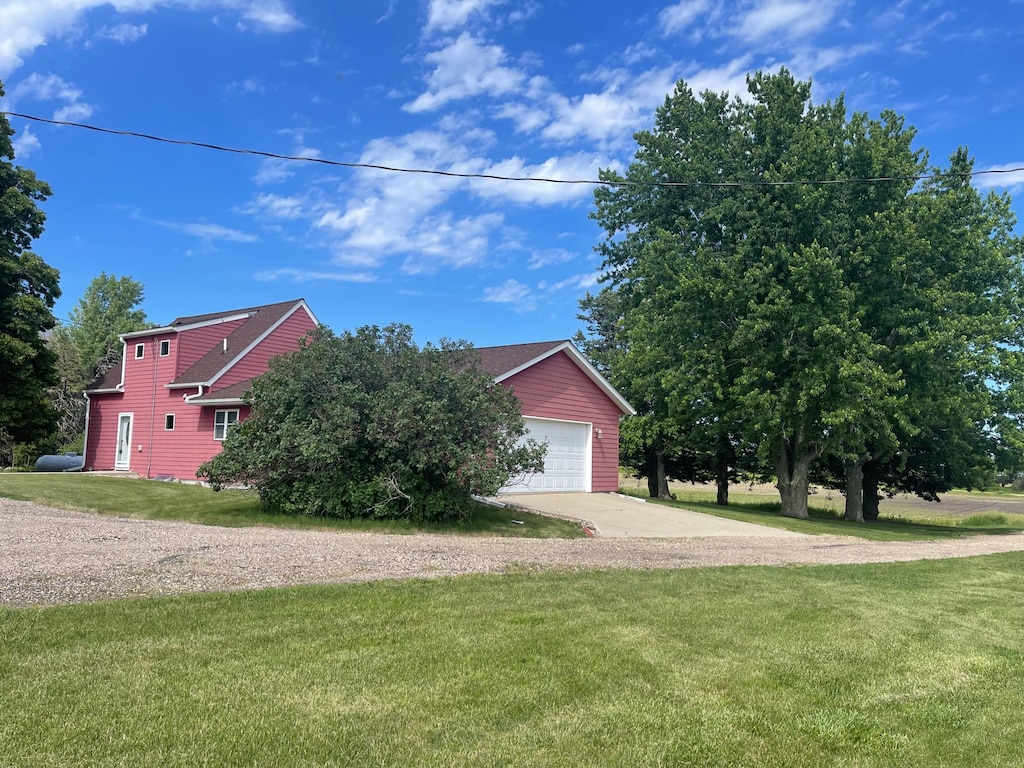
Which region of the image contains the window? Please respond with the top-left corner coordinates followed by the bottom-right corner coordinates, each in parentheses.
top-left (214, 409), bottom-right (239, 441)
top-left (164, 414), bottom-right (175, 431)
top-left (159, 340), bottom-right (170, 356)
top-left (135, 343), bottom-right (144, 359)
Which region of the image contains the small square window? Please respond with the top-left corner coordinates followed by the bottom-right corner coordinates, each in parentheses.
top-left (159, 340), bottom-right (170, 356)
top-left (214, 409), bottom-right (239, 441)
top-left (164, 414), bottom-right (175, 431)
top-left (135, 343), bottom-right (145, 359)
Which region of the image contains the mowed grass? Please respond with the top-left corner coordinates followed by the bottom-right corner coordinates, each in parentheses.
top-left (617, 485), bottom-right (1024, 541)
top-left (0, 473), bottom-right (583, 538)
top-left (3, 554), bottom-right (1024, 766)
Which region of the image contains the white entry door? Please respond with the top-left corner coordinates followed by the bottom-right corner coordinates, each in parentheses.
top-left (502, 418), bottom-right (590, 493)
top-left (115, 413), bottom-right (133, 470)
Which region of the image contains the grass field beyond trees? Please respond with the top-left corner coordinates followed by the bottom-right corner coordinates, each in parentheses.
top-left (3, 554), bottom-right (1024, 766)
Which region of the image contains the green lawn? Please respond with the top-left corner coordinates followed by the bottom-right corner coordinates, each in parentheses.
top-left (0, 473), bottom-right (584, 538)
top-left (3, 554), bottom-right (1024, 766)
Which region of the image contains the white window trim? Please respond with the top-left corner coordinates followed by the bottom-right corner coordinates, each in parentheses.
top-left (159, 340), bottom-right (170, 357)
top-left (214, 409), bottom-right (239, 441)
top-left (135, 343), bottom-right (145, 359)
top-left (164, 414), bottom-right (175, 431)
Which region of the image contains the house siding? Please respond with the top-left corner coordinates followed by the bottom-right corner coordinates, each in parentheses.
top-left (84, 305), bottom-right (309, 480)
top-left (214, 307), bottom-right (317, 389)
top-left (501, 351), bottom-right (622, 492)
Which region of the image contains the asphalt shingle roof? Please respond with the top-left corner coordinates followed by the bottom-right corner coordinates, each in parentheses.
top-left (473, 340), bottom-right (569, 378)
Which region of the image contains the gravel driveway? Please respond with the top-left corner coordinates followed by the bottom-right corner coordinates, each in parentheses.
top-left (4, 497), bottom-right (1024, 607)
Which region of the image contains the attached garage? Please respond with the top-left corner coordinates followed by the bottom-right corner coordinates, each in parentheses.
top-left (503, 417), bottom-right (591, 493)
top-left (474, 340), bottom-right (635, 494)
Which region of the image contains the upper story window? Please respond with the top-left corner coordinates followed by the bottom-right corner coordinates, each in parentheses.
top-left (135, 343), bottom-right (145, 359)
top-left (214, 409), bottom-right (239, 441)
top-left (159, 340), bottom-right (170, 356)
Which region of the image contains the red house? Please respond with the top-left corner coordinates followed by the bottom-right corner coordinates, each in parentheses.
top-left (83, 299), bottom-right (318, 479)
top-left (475, 340), bottom-right (635, 493)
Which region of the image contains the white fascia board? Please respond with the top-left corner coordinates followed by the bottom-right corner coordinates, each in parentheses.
top-left (184, 397), bottom-right (246, 407)
top-left (120, 325), bottom-right (175, 340)
top-left (297, 299), bottom-right (320, 327)
top-left (83, 387), bottom-right (124, 394)
top-left (205, 301), bottom-right (307, 388)
top-left (166, 381), bottom-right (206, 389)
top-left (493, 341), bottom-right (636, 416)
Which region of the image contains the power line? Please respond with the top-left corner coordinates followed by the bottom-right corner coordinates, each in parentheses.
top-left (4, 110), bottom-right (1023, 189)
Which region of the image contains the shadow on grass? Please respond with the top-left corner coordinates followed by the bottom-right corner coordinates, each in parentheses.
top-left (618, 486), bottom-right (1024, 542)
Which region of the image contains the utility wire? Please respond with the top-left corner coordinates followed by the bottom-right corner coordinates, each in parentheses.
top-left (4, 110), bottom-right (1023, 189)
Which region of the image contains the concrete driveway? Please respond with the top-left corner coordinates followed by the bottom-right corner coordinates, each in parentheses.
top-left (497, 493), bottom-right (806, 538)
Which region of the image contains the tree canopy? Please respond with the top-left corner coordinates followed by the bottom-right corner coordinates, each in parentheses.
top-left (199, 324), bottom-right (545, 521)
top-left (579, 69), bottom-right (1024, 519)
top-left (0, 81), bottom-right (60, 453)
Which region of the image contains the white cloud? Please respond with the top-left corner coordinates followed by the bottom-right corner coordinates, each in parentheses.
top-left (541, 271), bottom-right (600, 293)
top-left (144, 217), bottom-right (259, 242)
top-left (10, 72), bottom-right (95, 122)
top-left (469, 151), bottom-right (608, 205)
top-left (12, 124), bottom-right (41, 157)
top-left (405, 33), bottom-right (527, 112)
top-left (0, 0), bottom-right (301, 75)
top-left (495, 102), bottom-right (551, 133)
top-left (735, 0), bottom-right (838, 43)
top-left (527, 248), bottom-right (577, 270)
top-left (226, 77), bottom-right (265, 94)
top-left (94, 22), bottom-right (148, 44)
top-left (424, 0), bottom-right (505, 33)
top-left (974, 163), bottom-right (1024, 193)
top-left (659, 0), bottom-right (710, 35)
top-left (541, 65), bottom-right (680, 144)
top-left (254, 268), bottom-right (377, 283)
top-left (251, 145), bottom-right (321, 185)
top-left (239, 193), bottom-right (313, 220)
top-left (683, 56), bottom-right (758, 98)
top-left (482, 278), bottom-right (535, 310)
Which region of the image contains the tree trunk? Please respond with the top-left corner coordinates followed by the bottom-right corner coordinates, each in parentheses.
top-left (775, 432), bottom-right (811, 519)
top-left (645, 450), bottom-right (671, 499)
top-left (716, 460), bottom-right (730, 506)
top-left (844, 458), bottom-right (866, 522)
top-left (715, 436), bottom-right (732, 506)
top-left (863, 461), bottom-right (881, 521)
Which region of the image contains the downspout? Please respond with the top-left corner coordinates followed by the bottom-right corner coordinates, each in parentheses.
top-left (146, 337), bottom-right (158, 478)
top-left (82, 392), bottom-right (91, 471)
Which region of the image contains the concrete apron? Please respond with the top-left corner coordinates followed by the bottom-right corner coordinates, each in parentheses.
top-left (491, 492), bottom-right (806, 539)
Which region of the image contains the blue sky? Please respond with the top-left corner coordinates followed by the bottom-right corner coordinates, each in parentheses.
top-left (2, 0), bottom-right (1023, 346)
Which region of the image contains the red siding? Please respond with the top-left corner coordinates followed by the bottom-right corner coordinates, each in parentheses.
top-left (215, 307), bottom-right (317, 388)
top-left (501, 351), bottom-right (622, 492)
top-left (84, 309), bottom-right (311, 481)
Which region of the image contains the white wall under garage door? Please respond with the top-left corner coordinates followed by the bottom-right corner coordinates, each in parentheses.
top-left (501, 417), bottom-right (591, 493)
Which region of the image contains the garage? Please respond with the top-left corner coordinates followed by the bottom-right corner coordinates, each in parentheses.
top-left (502, 417), bottom-right (590, 493)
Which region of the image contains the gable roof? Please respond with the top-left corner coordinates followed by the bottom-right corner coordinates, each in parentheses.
top-left (84, 299), bottom-right (316, 394)
top-left (168, 299), bottom-right (311, 387)
top-left (474, 339), bottom-right (635, 416)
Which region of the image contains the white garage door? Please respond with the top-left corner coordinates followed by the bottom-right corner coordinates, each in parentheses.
top-left (502, 418), bottom-right (590, 493)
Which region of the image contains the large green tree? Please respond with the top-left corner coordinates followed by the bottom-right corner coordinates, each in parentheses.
top-left (60, 272), bottom-right (148, 383)
top-left (582, 69), bottom-right (1021, 519)
top-left (0, 82), bottom-right (60, 453)
top-left (48, 273), bottom-right (149, 450)
top-left (199, 324), bottom-right (546, 521)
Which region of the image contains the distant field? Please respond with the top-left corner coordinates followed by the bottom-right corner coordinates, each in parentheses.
top-left (619, 474), bottom-right (1024, 520)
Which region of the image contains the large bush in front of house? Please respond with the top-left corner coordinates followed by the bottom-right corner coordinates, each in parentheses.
top-left (199, 324), bottom-right (545, 521)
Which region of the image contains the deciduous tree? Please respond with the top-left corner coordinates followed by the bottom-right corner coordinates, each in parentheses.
top-left (199, 324), bottom-right (546, 521)
top-left (0, 82), bottom-right (60, 452)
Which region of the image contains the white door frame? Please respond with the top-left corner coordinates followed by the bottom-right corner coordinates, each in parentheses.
top-left (114, 412), bottom-right (133, 470)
